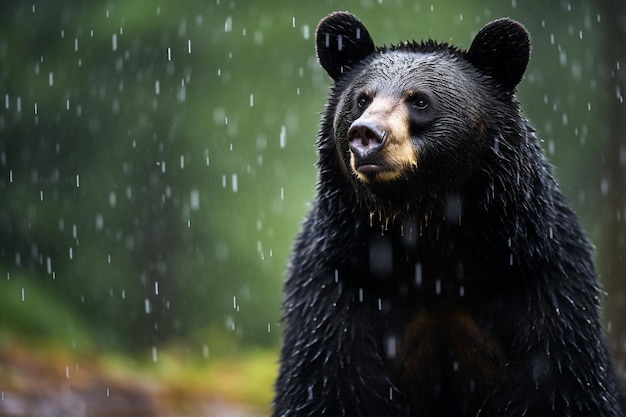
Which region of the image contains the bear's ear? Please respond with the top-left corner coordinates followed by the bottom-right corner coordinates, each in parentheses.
top-left (316, 12), bottom-right (376, 81)
top-left (467, 18), bottom-right (530, 92)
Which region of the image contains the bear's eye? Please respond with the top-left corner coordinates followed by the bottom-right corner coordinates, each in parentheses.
top-left (407, 91), bottom-right (430, 110)
top-left (411, 97), bottom-right (428, 110)
top-left (414, 99), bottom-right (428, 109)
top-left (356, 94), bottom-right (371, 109)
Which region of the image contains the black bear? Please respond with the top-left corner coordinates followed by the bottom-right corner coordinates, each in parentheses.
top-left (273, 12), bottom-right (625, 417)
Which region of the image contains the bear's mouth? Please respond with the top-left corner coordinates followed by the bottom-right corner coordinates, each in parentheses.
top-left (357, 164), bottom-right (385, 175)
top-left (352, 153), bottom-right (386, 173)
top-left (354, 160), bottom-right (385, 174)
top-left (351, 156), bottom-right (398, 182)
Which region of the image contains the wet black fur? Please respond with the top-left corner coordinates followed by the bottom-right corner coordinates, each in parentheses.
top-left (273, 12), bottom-right (625, 417)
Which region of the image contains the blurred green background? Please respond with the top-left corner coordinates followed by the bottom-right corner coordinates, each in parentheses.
top-left (0, 0), bottom-right (625, 413)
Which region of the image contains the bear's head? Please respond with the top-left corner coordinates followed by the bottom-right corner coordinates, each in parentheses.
top-left (315, 12), bottom-right (531, 222)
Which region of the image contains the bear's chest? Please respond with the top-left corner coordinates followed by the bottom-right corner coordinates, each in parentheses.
top-left (379, 305), bottom-right (505, 413)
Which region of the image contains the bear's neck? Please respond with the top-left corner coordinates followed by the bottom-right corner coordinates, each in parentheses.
top-left (316, 162), bottom-right (570, 290)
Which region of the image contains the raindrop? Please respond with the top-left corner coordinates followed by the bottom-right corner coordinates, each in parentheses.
top-left (190, 189), bottom-right (200, 210)
top-left (48, 72), bottom-right (54, 87)
top-left (21, 287), bottom-right (25, 302)
top-left (95, 213), bottom-right (104, 230)
top-left (167, 47), bottom-right (172, 61)
top-left (154, 282), bottom-right (159, 296)
top-left (249, 93), bottom-right (254, 107)
top-left (145, 299), bottom-right (151, 314)
top-left (112, 33), bottom-right (117, 51)
top-left (279, 125), bottom-right (287, 148)
top-left (187, 40), bottom-right (192, 54)
top-left (231, 174), bottom-right (238, 192)
top-left (224, 16), bottom-right (232, 32)
top-left (601, 177), bottom-right (609, 196)
top-left (152, 346), bottom-right (158, 362)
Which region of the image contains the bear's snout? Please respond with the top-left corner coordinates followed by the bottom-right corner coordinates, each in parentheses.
top-left (348, 119), bottom-right (386, 159)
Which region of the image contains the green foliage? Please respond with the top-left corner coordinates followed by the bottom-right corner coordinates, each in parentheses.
top-left (0, 274), bottom-right (91, 350)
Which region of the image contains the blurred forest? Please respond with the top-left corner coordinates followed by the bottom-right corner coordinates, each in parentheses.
top-left (0, 0), bottom-right (625, 414)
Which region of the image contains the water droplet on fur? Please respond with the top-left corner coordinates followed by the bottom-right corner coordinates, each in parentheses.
top-left (369, 236), bottom-right (393, 278)
top-left (386, 336), bottom-right (397, 359)
top-left (415, 263), bottom-right (423, 286)
top-left (445, 194), bottom-right (462, 224)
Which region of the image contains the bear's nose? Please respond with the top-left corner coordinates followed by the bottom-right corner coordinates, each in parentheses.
top-left (348, 119), bottom-right (386, 157)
